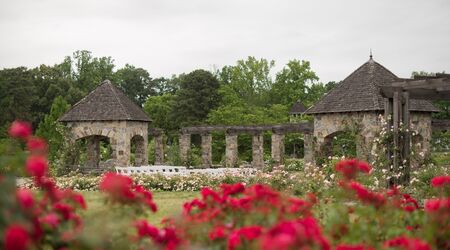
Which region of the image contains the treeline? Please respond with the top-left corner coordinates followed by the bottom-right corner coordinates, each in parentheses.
top-left (0, 50), bottom-right (333, 138)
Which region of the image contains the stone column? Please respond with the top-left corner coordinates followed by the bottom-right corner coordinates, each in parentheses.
top-left (142, 134), bottom-right (148, 166)
top-left (225, 132), bottom-right (238, 168)
top-left (86, 136), bottom-right (100, 168)
top-left (201, 133), bottom-right (212, 168)
top-left (154, 134), bottom-right (164, 165)
top-left (133, 136), bottom-right (145, 166)
top-left (179, 133), bottom-right (191, 165)
top-left (252, 133), bottom-right (264, 169)
top-left (113, 128), bottom-right (130, 167)
top-left (271, 133), bottom-right (285, 166)
top-left (303, 133), bottom-right (314, 166)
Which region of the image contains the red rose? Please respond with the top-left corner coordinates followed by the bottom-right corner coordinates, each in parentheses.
top-left (8, 121), bottom-right (32, 139)
top-left (16, 189), bottom-right (34, 210)
top-left (25, 155), bottom-right (48, 178)
top-left (40, 213), bottom-right (60, 229)
top-left (99, 173), bottom-right (135, 201)
top-left (431, 176), bottom-right (450, 187)
top-left (26, 137), bottom-right (48, 153)
top-left (4, 224), bottom-right (30, 250)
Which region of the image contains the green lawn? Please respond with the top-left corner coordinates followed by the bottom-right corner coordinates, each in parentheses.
top-left (80, 191), bottom-right (198, 226)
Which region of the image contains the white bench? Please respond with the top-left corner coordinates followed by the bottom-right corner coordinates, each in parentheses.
top-left (115, 166), bottom-right (188, 175)
top-left (115, 166), bottom-right (257, 176)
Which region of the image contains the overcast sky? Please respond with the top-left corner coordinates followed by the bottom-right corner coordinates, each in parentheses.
top-left (1, 0), bottom-right (449, 83)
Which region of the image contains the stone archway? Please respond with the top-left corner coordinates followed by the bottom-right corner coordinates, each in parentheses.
top-left (130, 135), bottom-right (146, 166)
top-left (65, 121), bottom-right (149, 167)
top-left (76, 135), bottom-right (113, 168)
top-left (313, 112), bottom-right (381, 164)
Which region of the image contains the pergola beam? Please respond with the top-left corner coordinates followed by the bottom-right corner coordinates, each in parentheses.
top-left (380, 78), bottom-right (450, 100)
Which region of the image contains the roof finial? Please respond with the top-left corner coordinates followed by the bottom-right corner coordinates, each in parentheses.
top-left (369, 48), bottom-right (373, 60)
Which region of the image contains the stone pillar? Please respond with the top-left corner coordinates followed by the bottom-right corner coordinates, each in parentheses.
top-left (86, 136), bottom-right (100, 168)
top-left (303, 133), bottom-right (314, 165)
top-left (154, 134), bottom-right (164, 165)
top-left (142, 134), bottom-right (148, 166)
top-left (113, 130), bottom-right (130, 167)
top-left (252, 133), bottom-right (264, 169)
top-left (271, 133), bottom-right (285, 166)
top-left (201, 133), bottom-right (212, 168)
top-left (225, 132), bottom-right (238, 168)
top-left (133, 136), bottom-right (146, 166)
top-left (179, 133), bottom-right (191, 165)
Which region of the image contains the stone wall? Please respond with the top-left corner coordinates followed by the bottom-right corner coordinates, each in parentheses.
top-left (313, 111), bottom-right (433, 164)
top-left (66, 120), bottom-right (148, 167)
top-left (410, 113), bottom-right (433, 159)
top-left (313, 112), bottom-right (380, 162)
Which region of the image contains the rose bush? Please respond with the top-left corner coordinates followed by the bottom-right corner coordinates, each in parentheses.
top-left (1, 121), bottom-right (449, 249)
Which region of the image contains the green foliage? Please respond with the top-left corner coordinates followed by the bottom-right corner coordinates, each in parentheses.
top-left (143, 94), bottom-right (175, 131)
top-left (171, 69), bottom-right (221, 127)
top-left (285, 133), bottom-right (304, 158)
top-left (165, 142), bottom-right (182, 166)
top-left (284, 158), bottom-right (305, 171)
top-left (331, 131), bottom-right (358, 158)
top-left (0, 67), bottom-right (37, 128)
top-left (147, 138), bottom-right (156, 165)
top-left (36, 96), bottom-right (70, 164)
top-left (218, 56), bottom-right (275, 107)
top-left (113, 64), bottom-right (158, 106)
top-left (207, 104), bottom-right (289, 125)
top-left (271, 59), bottom-right (319, 106)
top-left (0, 138), bottom-right (26, 176)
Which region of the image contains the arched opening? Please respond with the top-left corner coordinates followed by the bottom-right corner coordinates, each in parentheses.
top-left (238, 134), bottom-right (252, 165)
top-left (188, 134), bottom-right (202, 167)
top-left (263, 132), bottom-right (272, 163)
top-left (130, 135), bottom-right (145, 166)
top-left (324, 131), bottom-right (357, 159)
top-left (212, 131), bottom-right (226, 166)
top-left (285, 133), bottom-right (304, 158)
top-left (76, 135), bottom-right (113, 168)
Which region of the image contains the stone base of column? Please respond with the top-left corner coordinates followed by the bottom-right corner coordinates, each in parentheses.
top-left (179, 133), bottom-right (191, 165)
top-left (271, 133), bottom-right (285, 166)
top-left (252, 134), bottom-right (264, 169)
top-left (303, 133), bottom-right (314, 166)
top-left (201, 133), bottom-right (212, 168)
top-left (154, 135), bottom-right (164, 165)
top-left (225, 134), bottom-right (238, 167)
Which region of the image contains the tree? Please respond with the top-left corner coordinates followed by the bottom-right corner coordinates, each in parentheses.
top-left (218, 57), bottom-right (275, 107)
top-left (171, 70), bottom-right (221, 127)
top-left (36, 96), bottom-right (70, 164)
top-left (114, 64), bottom-right (156, 106)
top-left (271, 59), bottom-right (319, 107)
top-left (72, 50), bottom-right (115, 92)
top-left (143, 94), bottom-right (176, 131)
top-left (0, 67), bottom-right (37, 136)
top-left (207, 104), bottom-right (288, 126)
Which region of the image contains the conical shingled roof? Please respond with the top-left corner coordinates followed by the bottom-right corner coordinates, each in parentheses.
top-left (305, 58), bottom-right (439, 114)
top-left (59, 80), bottom-right (151, 122)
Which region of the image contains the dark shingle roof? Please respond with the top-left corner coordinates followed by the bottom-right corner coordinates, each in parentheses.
top-left (59, 80), bottom-right (151, 122)
top-left (305, 58), bottom-right (439, 114)
top-left (289, 101), bottom-right (307, 114)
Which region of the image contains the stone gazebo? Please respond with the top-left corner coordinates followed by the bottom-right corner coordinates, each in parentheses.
top-left (305, 56), bottom-right (439, 163)
top-left (59, 80), bottom-right (151, 168)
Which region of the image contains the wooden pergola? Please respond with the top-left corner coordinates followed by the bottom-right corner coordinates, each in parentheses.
top-left (380, 74), bottom-right (450, 184)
